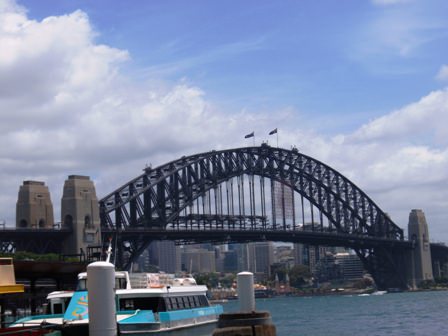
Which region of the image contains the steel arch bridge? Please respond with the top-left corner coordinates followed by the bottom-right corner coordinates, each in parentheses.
top-left (99, 144), bottom-right (412, 289)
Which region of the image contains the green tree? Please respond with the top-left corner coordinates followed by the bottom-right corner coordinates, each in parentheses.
top-left (288, 265), bottom-right (311, 288)
top-left (195, 272), bottom-right (219, 288)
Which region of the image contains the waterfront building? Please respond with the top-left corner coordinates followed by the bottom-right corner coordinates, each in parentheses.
top-left (293, 243), bottom-right (305, 265)
top-left (222, 250), bottom-right (238, 272)
top-left (252, 241), bottom-right (274, 282)
top-left (148, 240), bottom-right (181, 273)
top-left (334, 252), bottom-right (364, 280)
top-left (181, 247), bottom-right (216, 273)
top-left (314, 252), bottom-right (340, 282)
top-left (294, 243), bottom-right (329, 274)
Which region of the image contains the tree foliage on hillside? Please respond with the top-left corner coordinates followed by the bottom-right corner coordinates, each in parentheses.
top-left (288, 265), bottom-right (311, 288)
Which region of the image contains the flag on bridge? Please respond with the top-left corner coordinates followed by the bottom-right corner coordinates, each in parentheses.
top-left (244, 132), bottom-right (254, 139)
top-left (269, 128), bottom-right (278, 135)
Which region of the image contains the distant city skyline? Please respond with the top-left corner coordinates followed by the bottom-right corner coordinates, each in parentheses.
top-left (1, 0), bottom-right (448, 242)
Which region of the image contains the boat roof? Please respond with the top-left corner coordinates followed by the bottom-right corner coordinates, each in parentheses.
top-left (116, 285), bottom-right (208, 297)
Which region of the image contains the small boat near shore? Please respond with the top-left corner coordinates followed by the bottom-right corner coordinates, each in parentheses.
top-left (7, 243), bottom-right (223, 335)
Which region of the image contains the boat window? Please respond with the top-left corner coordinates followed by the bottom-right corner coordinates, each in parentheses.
top-left (121, 299), bottom-right (134, 310)
top-left (177, 297), bottom-right (185, 309)
top-left (52, 303), bottom-right (63, 314)
top-left (119, 297), bottom-right (161, 312)
top-left (157, 297), bottom-right (167, 312)
top-left (165, 298), bottom-right (172, 310)
top-left (77, 279), bottom-right (87, 291)
top-left (171, 297), bottom-right (179, 310)
top-left (115, 278), bottom-right (127, 289)
top-left (182, 297), bottom-right (190, 309)
top-left (199, 295), bottom-right (209, 307)
top-left (187, 296), bottom-right (194, 308)
top-left (164, 296), bottom-right (207, 311)
top-left (193, 296), bottom-right (200, 307)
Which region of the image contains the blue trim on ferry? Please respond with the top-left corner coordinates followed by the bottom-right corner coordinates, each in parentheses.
top-left (159, 305), bottom-right (223, 322)
top-left (13, 314), bottom-right (64, 324)
top-left (119, 310), bottom-right (157, 324)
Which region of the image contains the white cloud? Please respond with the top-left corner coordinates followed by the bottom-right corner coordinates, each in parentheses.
top-left (347, 89), bottom-right (448, 145)
top-left (436, 64), bottom-right (448, 81)
top-left (371, 0), bottom-right (413, 6)
top-left (0, 2), bottom-right (277, 225)
top-left (351, 0), bottom-right (448, 69)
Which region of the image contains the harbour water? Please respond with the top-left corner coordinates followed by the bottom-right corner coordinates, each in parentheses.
top-left (223, 290), bottom-right (448, 335)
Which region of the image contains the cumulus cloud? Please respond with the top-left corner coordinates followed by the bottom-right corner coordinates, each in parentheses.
top-left (313, 90), bottom-right (448, 238)
top-left (436, 64), bottom-right (448, 81)
top-left (0, 2), bottom-right (283, 225)
top-left (347, 89), bottom-right (448, 145)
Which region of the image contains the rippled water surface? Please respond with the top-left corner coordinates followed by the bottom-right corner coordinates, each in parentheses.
top-left (223, 291), bottom-right (448, 336)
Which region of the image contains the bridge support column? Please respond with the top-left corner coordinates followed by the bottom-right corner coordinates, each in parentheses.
top-left (406, 209), bottom-right (433, 288)
top-left (357, 246), bottom-right (409, 291)
top-left (16, 181), bottom-right (54, 229)
top-left (61, 175), bottom-right (102, 256)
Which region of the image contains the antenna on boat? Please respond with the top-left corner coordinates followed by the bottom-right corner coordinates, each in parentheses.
top-left (105, 237), bottom-right (113, 264)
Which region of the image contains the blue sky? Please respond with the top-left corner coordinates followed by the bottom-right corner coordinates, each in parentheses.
top-left (1, 0), bottom-right (448, 241)
top-left (19, 0), bottom-right (448, 132)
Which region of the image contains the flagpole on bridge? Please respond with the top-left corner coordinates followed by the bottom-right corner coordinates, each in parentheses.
top-left (269, 128), bottom-right (278, 147)
top-left (244, 131), bottom-right (255, 146)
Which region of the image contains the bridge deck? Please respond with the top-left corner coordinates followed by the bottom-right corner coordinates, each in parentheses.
top-left (102, 227), bottom-right (413, 250)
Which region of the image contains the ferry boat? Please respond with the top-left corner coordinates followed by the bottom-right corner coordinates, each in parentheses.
top-left (9, 270), bottom-right (223, 335)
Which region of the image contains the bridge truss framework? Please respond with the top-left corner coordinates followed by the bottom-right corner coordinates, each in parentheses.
top-left (99, 145), bottom-right (411, 289)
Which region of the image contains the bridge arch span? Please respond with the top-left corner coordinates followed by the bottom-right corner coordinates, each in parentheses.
top-left (99, 145), bottom-right (411, 289)
top-left (100, 145), bottom-right (403, 240)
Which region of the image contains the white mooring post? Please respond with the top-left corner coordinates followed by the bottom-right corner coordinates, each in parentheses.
top-left (237, 271), bottom-right (255, 312)
top-left (213, 271), bottom-right (276, 336)
top-left (87, 261), bottom-right (117, 336)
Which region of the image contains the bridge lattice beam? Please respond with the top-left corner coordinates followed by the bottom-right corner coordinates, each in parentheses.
top-left (99, 145), bottom-right (403, 240)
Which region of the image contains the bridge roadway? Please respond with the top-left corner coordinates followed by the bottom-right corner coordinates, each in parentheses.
top-left (3, 224), bottom-right (448, 262)
top-left (0, 227), bottom-right (71, 254)
top-left (0, 224), bottom-right (416, 255)
top-left (102, 227), bottom-right (414, 249)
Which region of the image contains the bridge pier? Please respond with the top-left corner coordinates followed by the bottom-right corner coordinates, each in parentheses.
top-left (16, 181), bottom-right (54, 229)
top-left (61, 175), bottom-right (102, 255)
top-left (406, 209), bottom-right (433, 288)
top-left (356, 246), bottom-right (409, 290)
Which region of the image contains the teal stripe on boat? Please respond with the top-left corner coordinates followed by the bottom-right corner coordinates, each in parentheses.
top-left (119, 310), bottom-right (156, 324)
top-left (13, 314), bottom-right (64, 324)
top-left (159, 305), bottom-right (223, 322)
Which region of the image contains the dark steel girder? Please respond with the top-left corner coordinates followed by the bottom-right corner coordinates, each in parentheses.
top-left (100, 145), bottom-right (404, 240)
top-left (0, 228), bottom-right (72, 254)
